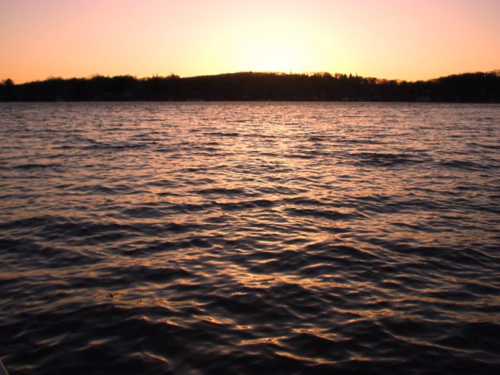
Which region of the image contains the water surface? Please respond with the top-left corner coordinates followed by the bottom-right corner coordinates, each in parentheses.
top-left (1, 102), bottom-right (499, 374)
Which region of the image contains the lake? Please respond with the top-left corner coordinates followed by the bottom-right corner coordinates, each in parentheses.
top-left (1, 102), bottom-right (499, 375)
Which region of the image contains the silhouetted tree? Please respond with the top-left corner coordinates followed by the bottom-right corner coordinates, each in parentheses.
top-left (0, 78), bottom-right (16, 101)
top-left (3, 71), bottom-right (499, 102)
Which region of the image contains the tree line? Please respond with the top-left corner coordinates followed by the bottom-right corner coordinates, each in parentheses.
top-left (1, 71), bottom-right (499, 102)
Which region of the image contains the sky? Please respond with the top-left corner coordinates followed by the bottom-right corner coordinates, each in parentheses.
top-left (1, 0), bottom-right (499, 84)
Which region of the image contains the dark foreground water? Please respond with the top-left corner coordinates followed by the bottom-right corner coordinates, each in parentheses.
top-left (1, 102), bottom-right (499, 375)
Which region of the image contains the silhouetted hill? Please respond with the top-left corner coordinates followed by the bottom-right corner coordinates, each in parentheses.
top-left (1, 71), bottom-right (500, 102)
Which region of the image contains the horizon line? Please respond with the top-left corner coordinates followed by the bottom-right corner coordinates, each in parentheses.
top-left (5, 69), bottom-right (500, 86)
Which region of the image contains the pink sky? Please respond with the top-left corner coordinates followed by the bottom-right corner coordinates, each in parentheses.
top-left (1, 0), bottom-right (499, 83)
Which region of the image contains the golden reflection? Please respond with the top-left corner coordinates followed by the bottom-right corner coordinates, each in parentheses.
top-left (240, 336), bottom-right (287, 346)
top-left (292, 328), bottom-right (340, 340)
top-left (275, 351), bottom-right (336, 365)
top-left (387, 333), bottom-right (470, 354)
top-left (143, 351), bottom-right (170, 365)
top-left (348, 356), bottom-right (371, 362)
top-left (161, 319), bottom-right (184, 328)
top-left (218, 263), bottom-right (351, 291)
top-left (194, 315), bottom-right (235, 326)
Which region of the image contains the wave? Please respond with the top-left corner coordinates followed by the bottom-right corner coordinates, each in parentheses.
top-left (1, 102), bottom-right (499, 375)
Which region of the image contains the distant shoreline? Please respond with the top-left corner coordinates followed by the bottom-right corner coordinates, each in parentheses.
top-left (2, 71), bottom-right (499, 103)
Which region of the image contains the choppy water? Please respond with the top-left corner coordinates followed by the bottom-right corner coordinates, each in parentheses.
top-left (1, 102), bottom-right (499, 375)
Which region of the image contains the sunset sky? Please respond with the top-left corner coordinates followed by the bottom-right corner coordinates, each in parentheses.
top-left (1, 0), bottom-right (499, 84)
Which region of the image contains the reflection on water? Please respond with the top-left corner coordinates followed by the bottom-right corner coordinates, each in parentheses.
top-left (1, 102), bottom-right (500, 375)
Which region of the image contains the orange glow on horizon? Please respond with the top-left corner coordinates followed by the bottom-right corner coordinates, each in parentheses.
top-left (1, 0), bottom-right (499, 84)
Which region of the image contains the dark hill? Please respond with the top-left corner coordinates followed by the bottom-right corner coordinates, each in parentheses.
top-left (1, 71), bottom-right (499, 102)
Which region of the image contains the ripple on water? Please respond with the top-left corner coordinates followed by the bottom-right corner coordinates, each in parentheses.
top-left (1, 102), bottom-right (500, 375)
